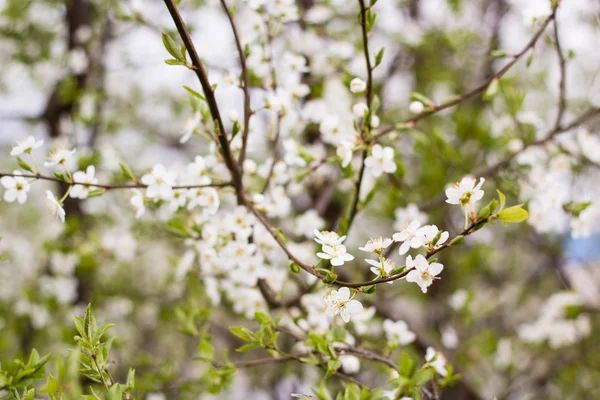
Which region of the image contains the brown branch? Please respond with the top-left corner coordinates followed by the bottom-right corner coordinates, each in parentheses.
top-left (343, 0), bottom-right (375, 235)
top-left (552, 9), bottom-right (567, 129)
top-left (163, 0), bottom-right (243, 193)
top-left (0, 172), bottom-right (231, 190)
top-left (375, 11), bottom-right (556, 138)
top-left (219, 0), bottom-right (252, 168)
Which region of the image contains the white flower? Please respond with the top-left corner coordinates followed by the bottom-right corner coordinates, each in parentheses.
top-left (349, 78), bottom-right (367, 93)
top-left (405, 254), bottom-right (443, 293)
top-left (336, 140), bottom-right (354, 168)
top-left (180, 112), bottom-right (201, 143)
top-left (370, 115), bottom-right (380, 128)
top-left (228, 109), bottom-right (239, 122)
top-left (445, 177), bottom-right (485, 207)
top-left (324, 287), bottom-right (363, 323)
top-left (364, 144), bottom-right (396, 178)
top-left (383, 319), bottom-right (416, 345)
top-left (425, 347), bottom-right (448, 377)
top-left (352, 102), bottom-right (368, 118)
top-left (339, 355), bottom-right (361, 374)
top-left (45, 190), bottom-right (66, 223)
top-left (283, 139), bottom-right (307, 167)
top-left (1, 171), bottom-right (31, 204)
top-left (197, 187), bottom-right (220, 216)
top-left (359, 237), bottom-right (393, 254)
top-left (314, 229), bottom-right (346, 246)
top-left (44, 148), bottom-right (76, 167)
top-left (365, 257), bottom-right (396, 277)
top-left (409, 101), bottom-right (424, 114)
top-left (416, 225), bottom-right (449, 249)
top-left (10, 136), bottom-right (44, 156)
top-left (392, 220), bottom-right (425, 255)
top-left (141, 164), bottom-right (175, 201)
top-left (70, 166), bottom-right (98, 199)
top-left (317, 244), bottom-right (354, 266)
top-left (130, 189), bottom-right (145, 218)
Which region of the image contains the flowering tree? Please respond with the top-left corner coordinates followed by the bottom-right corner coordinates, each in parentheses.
top-left (1, 0), bottom-right (599, 399)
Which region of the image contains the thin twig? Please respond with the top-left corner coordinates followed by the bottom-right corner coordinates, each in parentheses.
top-left (219, 0), bottom-right (252, 168)
top-left (0, 172), bottom-right (231, 190)
top-left (552, 10), bottom-right (567, 129)
top-left (343, 0), bottom-right (374, 234)
top-left (163, 0), bottom-right (243, 193)
top-left (374, 11), bottom-right (556, 138)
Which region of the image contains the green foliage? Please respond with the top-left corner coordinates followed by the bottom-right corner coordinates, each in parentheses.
top-left (0, 349), bottom-right (50, 400)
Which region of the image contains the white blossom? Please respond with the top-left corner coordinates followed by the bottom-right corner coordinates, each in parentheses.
top-left (393, 220), bottom-right (425, 255)
top-left (141, 164), bottom-right (175, 201)
top-left (324, 287), bottom-right (363, 323)
top-left (409, 101), bottom-right (424, 114)
top-left (425, 347), bottom-right (448, 377)
top-left (359, 237), bottom-right (393, 254)
top-left (383, 319), bottom-right (416, 345)
top-left (10, 136), bottom-right (44, 157)
top-left (180, 112), bottom-right (201, 143)
top-left (1, 171), bottom-right (30, 204)
top-left (130, 189), bottom-right (145, 218)
top-left (405, 254), bottom-right (443, 293)
top-left (314, 229), bottom-right (346, 246)
top-left (317, 244), bottom-right (354, 266)
top-left (336, 140), bottom-right (354, 168)
top-left (45, 190), bottom-right (66, 223)
top-left (70, 166), bottom-right (98, 199)
top-left (44, 148), bottom-right (76, 167)
top-left (445, 177), bottom-right (485, 208)
top-left (349, 78), bottom-right (367, 93)
top-left (365, 257), bottom-right (396, 277)
top-left (364, 144), bottom-right (396, 178)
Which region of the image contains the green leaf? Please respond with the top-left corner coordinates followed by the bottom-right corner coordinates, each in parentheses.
top-left (119, 163), bottom-right (137, 182)
top-left (497, 189), bottom-right (506, 210)
top-left (410, 92), bottom-right (435, 108)
top-left (449, 235), bottom-right (464, 246)
top-left (374, 47), bottom-right (385, 67)
top-left (126, 368), bottom-right (135, 390)
top-left (254, 311), bottom-right (272, 326)
top-left (325, 359), bottom-right (341, 379)
top-left (359, 285), bottom-right (376, 294)
top-left (165, 59), bottom-right (186, 66)
top-left (229, 326), bottom-right (255, 342)
top-left (273, 228), bottom-right (288, 243)
top-left (17, 157), bottom-right (34, 173)
top-left (183, 85), bottom-right (206, 101)
top-left (87, 189), bottom-right (106, 198)
top-left (322, 272), bottom-right (338, 284)
top-left (236, 342), bottom-right (260, 352)
top-left (399, 352), bottom-right (414, 377)
top-left (498, 205), bottom-right (529, 223)
top-left (162, 32), bottom-right (183, 60)
top-left (199, 340), bottom-right (215, 361)
top-left (84, 304), bottom-right (93, 341)
top-left (92, 323), bottom-right (114, 344)
top-left (483, 78), bottom-right (499, 100)
top-left (53, 172), bottom-right (69, 182)
top-left (107, 383), bottom-right (124, 400)
top-left (412, 367), bottom-right (433, 385)
top-left (289, 261), bottom-right (301, 274)
top-left (491, 50), bottom-right (509, 58)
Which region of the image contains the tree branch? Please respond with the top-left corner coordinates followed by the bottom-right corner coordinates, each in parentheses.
top-left (375, 11), bottom-right (556, 138)
top-left (219, 0), bottom-right (252, 168)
